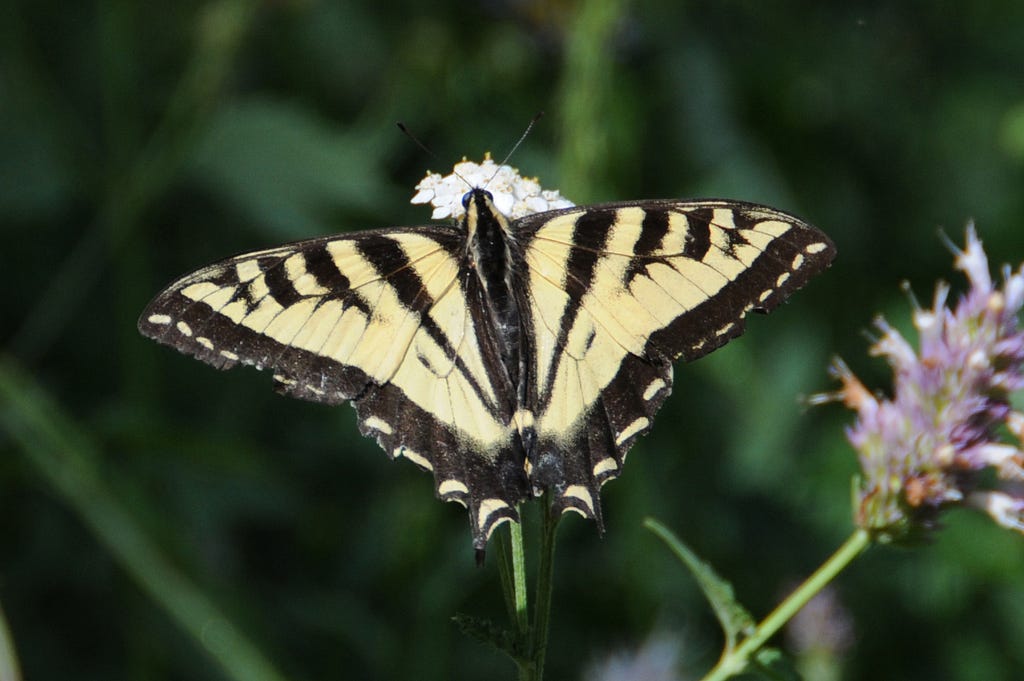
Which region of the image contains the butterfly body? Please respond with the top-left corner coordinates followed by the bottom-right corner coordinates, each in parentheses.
top-left (140, 185), bottom-right (835, 549)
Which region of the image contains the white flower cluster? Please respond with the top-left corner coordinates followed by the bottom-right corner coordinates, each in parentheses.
top-left (410, 154), bottom-right (575, 220)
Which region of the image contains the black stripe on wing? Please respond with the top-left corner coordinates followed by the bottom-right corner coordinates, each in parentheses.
top-left (535, 208), bottom-right (615, 412)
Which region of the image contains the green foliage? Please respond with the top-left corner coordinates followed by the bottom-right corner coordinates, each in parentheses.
top-left (188, 99), bottom-right (393, 239)
top-left (645, 518), bottom-right (757, 651)
top-left (3, 2), bottom-right (1024, 680)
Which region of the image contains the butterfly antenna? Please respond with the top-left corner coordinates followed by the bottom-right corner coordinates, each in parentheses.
top-left (498, 111), bottom-right (544, 167)
top-left (399, 122), bottom-right (475, 189)
top-left (485, 111), bottom-right (545, 186)
top-left (397, 122), bottom-right (441, 163)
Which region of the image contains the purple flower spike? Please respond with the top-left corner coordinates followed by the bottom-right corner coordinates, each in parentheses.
top-left (823, 225), bottom-right (1024, 542)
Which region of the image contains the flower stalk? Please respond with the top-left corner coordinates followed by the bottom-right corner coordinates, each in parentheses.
top-left (494, 497), bottom-right (560, 681)
top-left (701, 529), bottom-right (869, 681)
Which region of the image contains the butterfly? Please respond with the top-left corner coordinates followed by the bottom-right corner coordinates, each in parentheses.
top-left (139, 159), bottom-right (835, 550)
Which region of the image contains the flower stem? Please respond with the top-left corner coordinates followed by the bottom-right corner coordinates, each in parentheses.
top-left (702, 529), bottom-right (870, 681)
top-left (508, 495), bottom-right (559, 681)
top-left (509, 515), bottom-right (529, 636)
top-left (529, 495), bottom-right (559, 680)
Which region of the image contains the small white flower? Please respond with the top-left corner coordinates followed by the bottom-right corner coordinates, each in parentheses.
top-left (411, 154), bottom-right (575, 220)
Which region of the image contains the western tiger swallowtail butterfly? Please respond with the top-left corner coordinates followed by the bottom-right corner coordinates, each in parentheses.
top-left (139, 158), bottom-right (835, 550)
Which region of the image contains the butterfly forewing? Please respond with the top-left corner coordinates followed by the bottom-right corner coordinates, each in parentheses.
top-left (140, 190), bottom-right (835, 549)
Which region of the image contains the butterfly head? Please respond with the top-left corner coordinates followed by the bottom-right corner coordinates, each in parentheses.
top-left (461, 188), bottom-right (494, 211)
top-left (461, 187), bottom-right (516, 268)
top-left (460, 188), bottom-right (502, 238)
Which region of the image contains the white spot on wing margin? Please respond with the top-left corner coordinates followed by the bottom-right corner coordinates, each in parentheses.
top-left (398, 448), bottom-right (433, 471)
top-left (478, 498), bottom-right (512, 539)
top-left (615, 417), bottom-right (649, 446)
top-left (439, 479), bottom-right (469, 497)
top-left (562, 484), bottom-right (595, 516)
top-left (593, 457), bottom-right (618, 478)
top-left (363, 415), bottom-right (394, 435)
top-left (643, 378), bottom-right (666, 401)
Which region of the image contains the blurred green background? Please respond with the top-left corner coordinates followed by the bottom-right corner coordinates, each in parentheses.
top-left (3, 1), bottom-right (1024, 680)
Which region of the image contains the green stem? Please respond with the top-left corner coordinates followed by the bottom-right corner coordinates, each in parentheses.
top-left (509, 515), bottom-right (529, 637)
top-left (528, 495), bottom-right (559, 681)
top-left (701, 529), bottom-right (871, 681)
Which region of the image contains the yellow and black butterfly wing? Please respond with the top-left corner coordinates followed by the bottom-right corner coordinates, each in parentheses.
top-left (138, 225), bottom-right (528, 546)
top-left (514, 200), bottom-right (835, 522)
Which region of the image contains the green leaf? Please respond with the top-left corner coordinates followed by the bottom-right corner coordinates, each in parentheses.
top-left (644, 518), bottom-right (755, 649)
top-left (451, 614), bottom-right (524, 665)
top-left (752, 647), bottom-right (803, 681)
